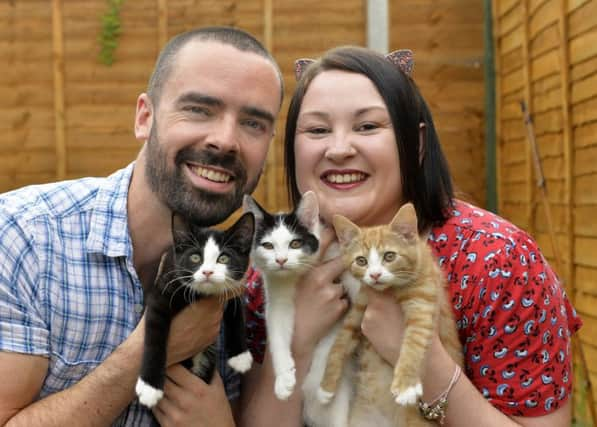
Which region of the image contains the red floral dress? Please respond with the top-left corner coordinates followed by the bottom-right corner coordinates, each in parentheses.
top-left (244, 199), bottom-right (582, 417)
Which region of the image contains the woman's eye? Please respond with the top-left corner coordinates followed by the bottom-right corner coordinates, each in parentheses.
top-left (289, 239), bottom-right (303, 249)
top-left (356, 122), bottom-right (378, 132)
top-left (217, 254), bottom-right (230, 264)
top-left (355, 256), bottom-right (368, 267)
top-left (383, 251), bottom-right (396, 262)
top-left (189, 253), bottom-right (202, 263)
top-left (262, 242), bottom-right (274, 250)
top-left (307, 127), bottom-right (329, 135)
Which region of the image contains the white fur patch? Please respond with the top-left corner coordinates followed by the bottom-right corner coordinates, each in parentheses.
top-left (135, 377), bottom-right (164, 408)
top-left (317, 387), bottom-right (334, 404)
top-left (275, 367), bottom-right (297, 400)
top-left (228, 351), bottom-right (253, 373)
top-left (393, 382), bottom-right (422, 405)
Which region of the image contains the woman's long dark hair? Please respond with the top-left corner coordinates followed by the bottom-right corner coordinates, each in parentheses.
top-left (284, 46), bottom-right (454, 231)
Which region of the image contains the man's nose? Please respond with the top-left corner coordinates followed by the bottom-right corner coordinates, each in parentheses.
top-left (205, 115), bottom-right (240, 154)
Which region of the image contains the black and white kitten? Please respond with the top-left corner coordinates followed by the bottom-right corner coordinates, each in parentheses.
top-left (243, 191), bottom-right (321, 400)
top-left (244, 192), bottom-right (361, 426)
top-left (135, 212), bottom-right (255, 408)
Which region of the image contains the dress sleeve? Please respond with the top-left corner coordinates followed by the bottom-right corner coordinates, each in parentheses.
top-left (244, 267), bottom-right (267, 364)
top-left (450, 228), bottom-right (582, 417)
top-left (0, 210), bottom-right (48, 355)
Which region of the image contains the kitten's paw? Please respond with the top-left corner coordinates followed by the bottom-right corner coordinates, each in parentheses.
top-left (274, 368), bottom-right (296, 400)
top-left (135, 377), bottom-right (164, 408)
top-left (228, 351), bottom-right (253, 373)
top-left (392, 382), bottom-right (423, 406)
top-left (316, 387), bottom-right (334, 404)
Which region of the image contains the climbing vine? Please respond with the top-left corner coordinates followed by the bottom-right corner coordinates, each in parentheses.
top-left (98, 0), bottom-right (126, 65)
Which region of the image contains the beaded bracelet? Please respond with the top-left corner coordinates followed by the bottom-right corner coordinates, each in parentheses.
top-left (418, 365), bottom-right (461, 425)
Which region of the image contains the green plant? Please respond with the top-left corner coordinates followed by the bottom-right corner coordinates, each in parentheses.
top-left (98, 0), bottom-right (126, 65)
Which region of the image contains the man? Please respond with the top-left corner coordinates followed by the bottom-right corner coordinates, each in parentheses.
top-left (0, 27), bottom-right (283, 426)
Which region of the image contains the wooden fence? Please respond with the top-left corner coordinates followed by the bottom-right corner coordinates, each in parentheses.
top-left (0, 0), bottom-right (484, 212)
top-left (492, 0), bottom-right (597, 421)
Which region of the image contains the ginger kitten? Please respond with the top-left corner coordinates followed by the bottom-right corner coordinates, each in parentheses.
top-left (320, 203), bottom-right (463, 426)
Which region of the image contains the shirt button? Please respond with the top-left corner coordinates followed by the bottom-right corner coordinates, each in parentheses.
top-left (134, 304), bottom-right (144, 314)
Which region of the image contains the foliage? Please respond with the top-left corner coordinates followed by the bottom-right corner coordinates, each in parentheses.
top-left (98, 0), bottom-right (126, 66)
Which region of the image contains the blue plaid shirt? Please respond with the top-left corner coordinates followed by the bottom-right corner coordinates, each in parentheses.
top-left (0, 163), bottom-right (239, 426)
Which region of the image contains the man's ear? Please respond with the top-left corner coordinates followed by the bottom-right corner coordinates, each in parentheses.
top-left (134, 93), bottom-right (154, 141)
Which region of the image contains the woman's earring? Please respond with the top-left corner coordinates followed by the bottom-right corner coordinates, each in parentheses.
top-left (418, 122), bottom-right (426, 165)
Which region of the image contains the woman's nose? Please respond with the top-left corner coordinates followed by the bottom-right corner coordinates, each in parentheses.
top-left (324, 132), bottom-right (357, 162)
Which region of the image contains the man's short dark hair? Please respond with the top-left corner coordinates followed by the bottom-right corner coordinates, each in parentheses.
top-left (147, 26), bottom-right (283, 107)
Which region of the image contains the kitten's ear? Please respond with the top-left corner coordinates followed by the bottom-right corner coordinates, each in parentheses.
top-left (296, 191), bottom-right (320, 230)
top-left (227, 212), bottom-right (256, 250)
top-left (390, 203), bottom-right (418, 240)
top-left (332, 214), bottom-right (361, 247)
top-left (242, 195), bottom-right (265, 223)
top-left (171, 212), bottom-right (190, 244)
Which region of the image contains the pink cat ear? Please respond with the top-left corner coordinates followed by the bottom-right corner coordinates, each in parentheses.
top-left (296, 191), bottom-right (320, 230)
top-left (332, 215), bottom-right (360, 246)
top-left (294, 58), bottom-right (315, 81)
top-left (390, 203), bottom-right (418, 240)
top-left (385, 49), bottom-right (414, 76)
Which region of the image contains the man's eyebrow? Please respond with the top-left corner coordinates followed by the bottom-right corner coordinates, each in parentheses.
top-left (241, 106), bottom-right (275, 125)
top-left (176, 92), bottom-right (223, 107)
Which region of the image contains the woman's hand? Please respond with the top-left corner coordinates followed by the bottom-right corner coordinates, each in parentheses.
top-left (292, 226), bottom-right (349, 358)
top-left (360, 286), bottom-right (405, 366)
top-left (153, 365), bottom-right (234, 427)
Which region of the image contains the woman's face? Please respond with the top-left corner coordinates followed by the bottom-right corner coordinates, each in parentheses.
top-left (294, 70), bottom-right (403, 227)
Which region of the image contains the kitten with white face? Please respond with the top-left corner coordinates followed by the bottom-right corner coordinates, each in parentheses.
top-left (244, 192), bottom-right (362, 427)
top-left (243, 191), bottom-right (320, 400)
top-left (135, 213), bottom-right (255, 409)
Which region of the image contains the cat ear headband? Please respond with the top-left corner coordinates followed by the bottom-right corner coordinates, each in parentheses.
top-left (294, 49), bottom-right (414, 81)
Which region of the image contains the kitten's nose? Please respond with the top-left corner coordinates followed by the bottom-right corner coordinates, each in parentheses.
top-left (276, 258), bottom-right (287, 266)
top-left (203, 270), bottom-right (213, 278)
top-left (369, 272), bottom-right (381, 281)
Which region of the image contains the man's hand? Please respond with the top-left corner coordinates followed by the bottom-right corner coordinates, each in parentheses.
top-left (153, 364), bottom-right (234, 427)
top-left (166, 297), bottom-right (224, 366)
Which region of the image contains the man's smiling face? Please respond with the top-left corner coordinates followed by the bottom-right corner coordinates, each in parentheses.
top-left (141, 40), bottom-right (281, 225)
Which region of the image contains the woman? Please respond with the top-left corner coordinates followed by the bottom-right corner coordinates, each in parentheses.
top-left (240, 46), bottom-right (582, 427)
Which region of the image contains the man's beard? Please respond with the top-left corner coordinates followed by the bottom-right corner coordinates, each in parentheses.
top-left (144, 126), bottom-right (259, 226)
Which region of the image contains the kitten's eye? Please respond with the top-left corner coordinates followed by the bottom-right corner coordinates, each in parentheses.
top-left (383, 252), bottom-right (397, 262)
top-left (355, 256), bottom-right (368, 267)
top-left (217, 254), bottom-right (230, 264)
top-left (289, 239), bottom-right (303, 249)
top-left (262, 242), bottom-right (274, 250)
top-left (189, 253), bottom-right (202, 263)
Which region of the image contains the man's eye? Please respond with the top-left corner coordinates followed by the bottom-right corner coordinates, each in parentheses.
top-left (244, 119), bottom-right (266, 132)
top-left (185, 105), bottom-right (210, 115)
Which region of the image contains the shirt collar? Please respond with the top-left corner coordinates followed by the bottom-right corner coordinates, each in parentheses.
top-left (86, 162), bottom-right (135, 257)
